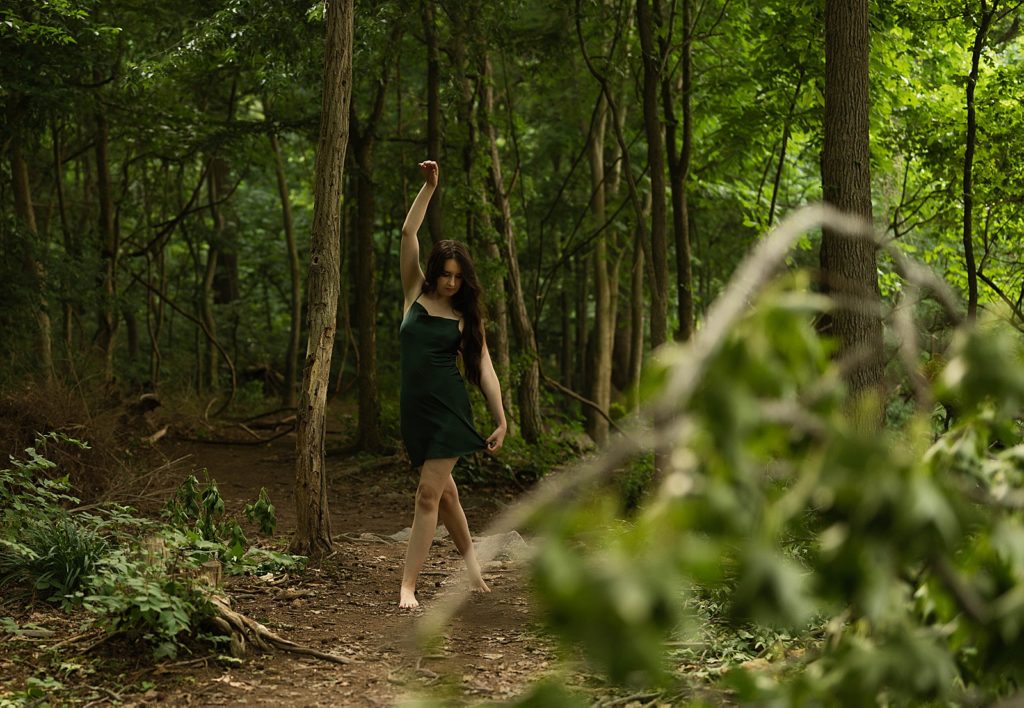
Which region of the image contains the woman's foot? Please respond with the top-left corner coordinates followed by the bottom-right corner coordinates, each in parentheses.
top-left (469, 571), bottom-right (491, 594)
top-left (399, 585), bottom-right (419, 609)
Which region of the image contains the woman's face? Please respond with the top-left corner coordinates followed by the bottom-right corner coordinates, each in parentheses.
top-left (436, 258), bottom-right (463, 297)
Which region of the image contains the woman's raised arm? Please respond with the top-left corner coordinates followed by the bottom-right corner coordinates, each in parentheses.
top-left (400, 161), bottom-right (438, 307)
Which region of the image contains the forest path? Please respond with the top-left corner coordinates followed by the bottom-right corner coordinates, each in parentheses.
top-left (151, 437), bottom-right (558, 706)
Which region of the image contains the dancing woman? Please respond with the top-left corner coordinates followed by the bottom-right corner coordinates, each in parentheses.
top-left (397, 160), bottom-right (508, 609)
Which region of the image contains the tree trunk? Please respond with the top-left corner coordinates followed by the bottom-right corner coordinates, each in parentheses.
top-left (52, 123), bottom-right (76, 360)
top-left (661, 0), bottom-right (695, 342)
top-left (200, 239), bottom-right (220, 392)
top-left (292, 0), bottom-right (354, 558)
top-left (95, 106), bottom-right (118, 382)
top-left (352, 27), bottom-right (399, 450)
top-left (637, 0), bottom-right (669, 348)
top-left (586, 94), bottom-right (612, 446)
top-left (482, 54), bottom-right (541, 443)
top-left (820, 0), bottom-right (884, 394)
top-left (270, 133), bottom-right (302, 408)
top-left (628, 234), bottom-right (645, 411)
top-left (146, 246), bottom-right (166, 387)
top-left (769, 60), bottom-right (807, 227)
top-left (963, 2), bottom-right (998, 319)
top-left (352, 129), bottom-right (382, 451)
top-left (451, 22), bottom-right (514, 417)
top-left (11, 142), bottom-right (54, 386)
top-left (422, 0), bottom-right (443, 244)
top-left (574, 257), bottom-right (588, 394)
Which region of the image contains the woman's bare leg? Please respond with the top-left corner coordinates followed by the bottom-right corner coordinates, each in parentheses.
top-left (400, 457), bottom-right (457, 608)
top-left (437, 476), bottom-right (491, 593)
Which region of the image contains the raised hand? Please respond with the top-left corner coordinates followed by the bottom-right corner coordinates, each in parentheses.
top-left (418, 160), bottom-right (439, 188)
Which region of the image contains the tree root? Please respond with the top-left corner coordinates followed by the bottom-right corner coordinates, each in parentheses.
top-left (207, 596), bottom-right (355, 665)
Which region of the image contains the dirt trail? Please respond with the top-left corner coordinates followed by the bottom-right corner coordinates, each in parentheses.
top-left (146, 437), bottom-right (558, 706)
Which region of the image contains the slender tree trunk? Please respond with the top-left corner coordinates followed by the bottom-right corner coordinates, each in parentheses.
top-left (769, 61), bottom-right (807, 227)
top-left (200, 240), bottom-right (220, 392)
top-left (560, 279), bottom-right (572, 386)
top-left (480, 230), bottom-right (513, 416)
top-left (451, 22), bottom-right (514, 416)
top-left (351, 29), bottom-right (399, 450)
top-left (586, 94), bottom-right (612, 446)
top-left (628, 235), bottom-right (645, 411)
top-left (820, 0), bottom-right (884, 394)
top-left (95, 106), bottom-right (118, 381)
top-left (52, 123), bottom-right (78, 360)
top-left (146, 246), bottom-right (166, 386)
top-left (11, 142), bottom-right (54, 386)
top-left (637, 0), bottom-right (669, 348)
top-left (209, 155), bottom-right (239, 306)
top-left (124, 307), bottom-right (138, 361)
top-left (352, 131), bottom-right (382, 450)
top-left (963, 1), bottom-right (998, 319)
top-left (482, 53), bottom-right (541, 442)
top-left (662, 0), bottom-right (695, 341)
top-left (292, 0), bottom-right (354, 558)
top-left (270, 133), bottom-right (302, 407)
top-left (576, 2), bottom-right (657, 364)
top-left (574, 257), bottom-right (588, 394)
top-left (422, 0), bottom-right (443, 244)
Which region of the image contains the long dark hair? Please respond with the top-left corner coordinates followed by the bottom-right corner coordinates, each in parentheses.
top-left (422, 240), bottom-right (486, 386)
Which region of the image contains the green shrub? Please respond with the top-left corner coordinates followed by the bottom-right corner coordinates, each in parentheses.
top-left (0, 517), bottom-right (109, 604)
top-left (1, 438), bottom-right (301, 659)
top-left (82, 546), bottom-right (212, 660)
top-left (525, 294), bottom-right (1024, 704)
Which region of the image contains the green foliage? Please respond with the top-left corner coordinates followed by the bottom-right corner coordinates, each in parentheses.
top-left (0, 675), bottom-right (66, 705)
top-left (162, 474), bottom-right (300, 574)
top-left (0, 438), bottom-right (301, 659)
top-left (244, 487), bottom-right (277, 535)
top-left (0, 434), bottom-right (106, 604)
top-left (526, 290), bottom-right (1024, 703)
top-left (0, 518), bottom-right (109, 603)
top-left (82, 546), bottom-right (212, 660)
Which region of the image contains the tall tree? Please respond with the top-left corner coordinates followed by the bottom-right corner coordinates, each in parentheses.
top-left (660, 0), bottom-right (695, 342)
top-left (482, 53), bottom-right (542, 443)
top-left (637, 0), bottom-right (670, 348)
top-left (421, 0), bottom-right (443, 244)
top-left (962, 0), bottom-right (1001, 319)
top-left (292, 0), bottom-right (354, 557)
top-left (94, 92), bottom-right (119, 383)
top-left (585, 94), bottom-right (613, 446)
top-left (819, 0), bottom-right (884, 393)
top-left (350, 23), bottom-right (399, 452)
top-left (269, 131), bottom-right (302, 408)
top-left (10, 140), bottom-right (55, 386)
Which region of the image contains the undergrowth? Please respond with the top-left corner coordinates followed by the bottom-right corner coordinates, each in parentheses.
top-left (0, 434), bottom-right (304, 662)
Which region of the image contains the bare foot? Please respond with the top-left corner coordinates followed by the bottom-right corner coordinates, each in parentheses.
top-left (399, 586), bottom-right (419, 609)
top-left (470, 574), bottom-right (491, 593)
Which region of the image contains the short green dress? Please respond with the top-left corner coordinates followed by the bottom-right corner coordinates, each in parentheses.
top-left (400, 297), bottom-right (487, 468)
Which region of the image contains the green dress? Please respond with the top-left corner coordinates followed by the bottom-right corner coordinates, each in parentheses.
top-left (400, 298), bottom-right (487, 468)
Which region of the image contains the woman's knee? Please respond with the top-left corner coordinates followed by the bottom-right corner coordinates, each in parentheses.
top-left (415, 481), bottom-right (444, 512)
top-left (438, 484), bottom-right (458, 511)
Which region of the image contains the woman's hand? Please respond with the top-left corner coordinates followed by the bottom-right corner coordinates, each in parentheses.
top-left (485, 424), bottom-right (507, 454)
top-left (418, 160), bottom-right (439, 188)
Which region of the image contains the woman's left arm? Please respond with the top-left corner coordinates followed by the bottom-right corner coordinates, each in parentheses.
top-left (479, 339), bottom-right (508, 453)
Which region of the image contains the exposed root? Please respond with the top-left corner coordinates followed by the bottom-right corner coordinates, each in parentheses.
top-left (208, 596), bottom-right (355, 665)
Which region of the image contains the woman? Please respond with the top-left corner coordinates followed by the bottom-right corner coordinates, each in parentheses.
top-left (398, 160), bottom-right (508, 609)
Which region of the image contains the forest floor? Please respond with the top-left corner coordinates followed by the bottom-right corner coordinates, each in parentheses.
top-left (1, 415), bottom-right (617, 706)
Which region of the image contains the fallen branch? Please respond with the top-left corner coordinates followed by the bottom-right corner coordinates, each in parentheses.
top-left (166, 424), bottom-right (295, 447)
top-left (539, 370), bottom-right (628, 437)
